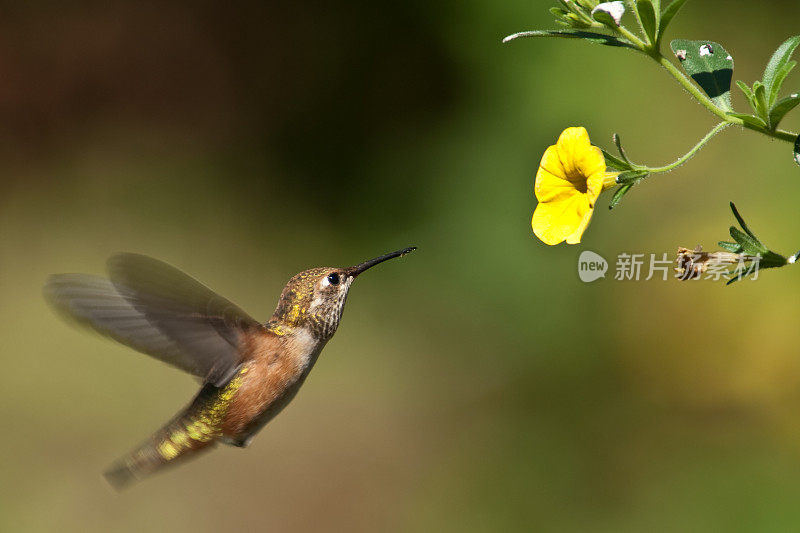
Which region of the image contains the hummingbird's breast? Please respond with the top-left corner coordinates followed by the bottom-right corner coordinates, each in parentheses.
top-left (221, 327), bottom-right (325, 445)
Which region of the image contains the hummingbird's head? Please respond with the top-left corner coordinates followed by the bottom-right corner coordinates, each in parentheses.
top-left (271, 247), bottom-right (416, 340)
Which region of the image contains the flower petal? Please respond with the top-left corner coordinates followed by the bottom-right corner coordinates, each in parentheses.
top-left (584, 167), bottom-right (607, 205)
top-left (555, 128), bottom-right (606, 186)
top-left (555, 127), bottom-right (592, 178)
top-left (532, 193), bottom-right (591, 245)
top-left (535, 165), bottom-right (580, 204)
top-left (580, 146), bottom-right (607, 186)
top-left (538, 145), bottom-right (567, 182)
top-left (565, 207), bottom-right (594, 244)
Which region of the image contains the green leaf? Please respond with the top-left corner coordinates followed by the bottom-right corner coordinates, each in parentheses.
top-left (601, 149), bottom-right (632, 171)
top-left (726, 112), bottom-right (768, 129)
top-left (670, 39), bottom-right (734, 111)
top-left (615, 170), bottom-right (649, 184)
top-left (722, 203), bottom-right (790, 284)
top-left (761, 251), bottom-right (788, 269)
top-left (729, 202), bottom-right (759, 241)
top-left (559, 0), bottom-right (591, 19)
top-left (768, 60), bottom-right (796, 104)
top-left (727, 251), bottom-right (787, 285)
top-left (608, 183), bottom-right (633, 210)
top-left (768, 93), bottom-right (800, 130)
top-left (502, 30), bottom-right (635, 48)
top-left (612, 133), bottom-right (632, 164)
top-left (726, 258), bottom-right (779, 284)
top-left (549, 7), bottom-right (569, 21)
top-left (751, 81), bottom-right (768, 119)
top-left (637, 0), bottom-right (658, 45)
top-left (657, 0), bottom-right (689, 44)
top-left (735, 80), bottom-right (753, 102)
top-left (718, 241), bottom-right (742, 253)
top-left (563, 13), bottom-right (594, 29)
top-left (794, 135), bottom-right (800, 167)
top-left (730, 227), bottom-right (767, 255)
top-left (763, 35), bottom-right (800, 107)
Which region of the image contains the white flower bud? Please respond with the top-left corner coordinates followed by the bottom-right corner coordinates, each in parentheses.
top-left (592, 1), bottom-right (625, 26)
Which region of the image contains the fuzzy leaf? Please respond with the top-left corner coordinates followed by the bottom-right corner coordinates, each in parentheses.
top-left (562, 13), bottom-right (594, 29)
top-left (768, 93), bottom-right (800, 130)
top-left (761, 251), bottom-right (789, 269)
top-left (768, 60), bottom-right (796, 105)
top-left (670, 39), bottom-right (734, 111)
top-left (763, 35), bottom-right (800, 107)
top-left (503, 30), bottom-right (635, 48)
top-left (657, 0), bottom-right (689, 44)
top-left (612, 133), bottom-right (632, 164)
top-left (727, 251), bottom-right (787, 286)
top-left (729, 202), bottom-right (759, 241)
top-left (726, 112), bottom-right (768, 129)
top-left (608, 183), bottom-right (633, 210)
top-left (717, 241), bottom-right (742, 253)
top-left (752, 81), bottom-right (768, 119)
top-left (735, 80), bottom-right (753, 102)
top-left (730, 227), bottom-right (767, 255)
top-left (559, 0), bottom-right (591, 18)
top-left (637, 0), bottom-right (658, 45)
top-left (601, 149), bottom-right (632, 171)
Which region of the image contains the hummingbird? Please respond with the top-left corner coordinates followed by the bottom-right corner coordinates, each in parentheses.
top-left (44, 247), bottom-right (415, 489)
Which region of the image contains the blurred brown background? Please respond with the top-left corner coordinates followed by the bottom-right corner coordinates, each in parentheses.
top-left (2, 1), bottom-right (800, 531)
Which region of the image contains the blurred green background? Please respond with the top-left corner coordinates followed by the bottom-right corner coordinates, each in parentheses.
top-left (3, 1), bottom-right (800, 531)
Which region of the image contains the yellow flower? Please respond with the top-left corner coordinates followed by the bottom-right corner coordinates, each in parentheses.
top-left (532, 127), bottom-right (618, 245)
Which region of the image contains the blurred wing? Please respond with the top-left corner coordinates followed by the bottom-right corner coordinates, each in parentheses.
top-left (45, 254), bottom-right (261, 386)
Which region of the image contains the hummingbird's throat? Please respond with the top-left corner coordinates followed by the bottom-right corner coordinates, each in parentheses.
top-left (308, 285), bottom-right (350, 339)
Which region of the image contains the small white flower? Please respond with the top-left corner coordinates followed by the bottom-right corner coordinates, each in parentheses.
top-left (699, 44), bottom-right (713, 56)
top-left (592, 1), bottom-right (625, 26)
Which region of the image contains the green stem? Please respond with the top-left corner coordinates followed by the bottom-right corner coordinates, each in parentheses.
top-left (652, 53), bottom-right (799, 143)
top-left (614, 25), bottom-right (648, 51)
top-left (768, 128), bottom-right (798, 143)
top-left (644, 122), bottom-right (730, 173)
top-left (624, 0), bottom-right (651, 46)
top-left (655, 55), bottom-right (734, 122)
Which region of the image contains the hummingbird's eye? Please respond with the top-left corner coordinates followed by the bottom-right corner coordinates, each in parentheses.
top-left (326, 272), bottom-right (340, 285)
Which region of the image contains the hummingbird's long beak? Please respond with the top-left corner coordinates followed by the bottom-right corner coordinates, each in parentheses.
top-left (346, 247), bottom-right (416, 278)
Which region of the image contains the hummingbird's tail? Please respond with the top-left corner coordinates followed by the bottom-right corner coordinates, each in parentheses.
top-left (104, 385), bottom-right (222, 490)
